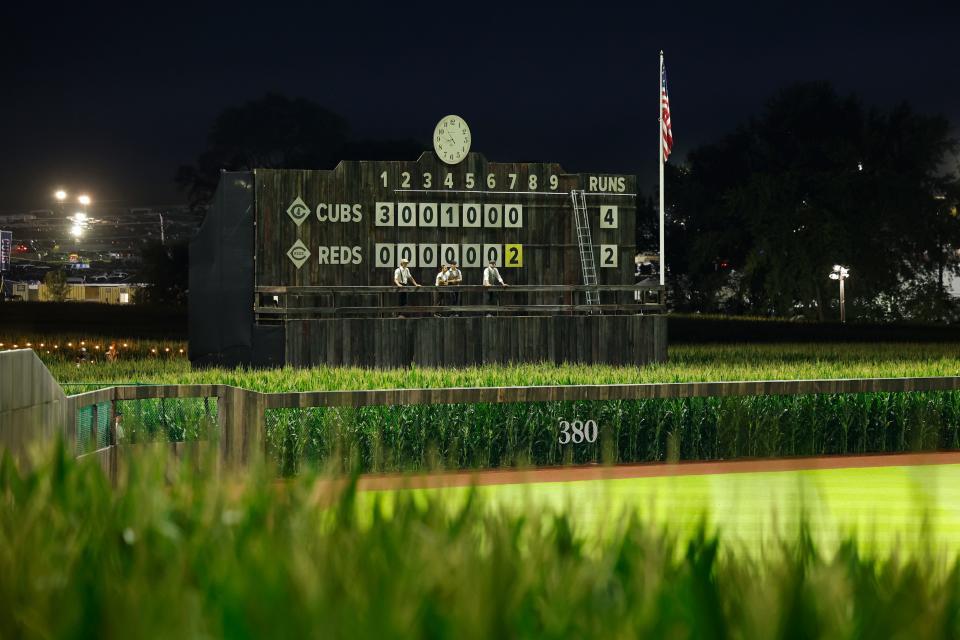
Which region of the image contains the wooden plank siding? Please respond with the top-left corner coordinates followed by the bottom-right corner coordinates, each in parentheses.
top-left (283, 314), bottom-right (667, 368)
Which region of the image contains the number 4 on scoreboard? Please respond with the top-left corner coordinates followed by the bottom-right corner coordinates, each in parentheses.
top-left (504, 244), bottom-right (523, 268)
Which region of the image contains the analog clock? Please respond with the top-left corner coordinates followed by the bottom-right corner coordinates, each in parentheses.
top-left (433, 115), bottom-right (471, 165)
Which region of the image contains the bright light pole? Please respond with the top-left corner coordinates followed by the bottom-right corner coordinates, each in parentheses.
top-left (829, 265), bottom-right (850, 323)
top-left (77, 194), bottom-right (91, 207)
top-left (54, 190), bottom-right (67, 202)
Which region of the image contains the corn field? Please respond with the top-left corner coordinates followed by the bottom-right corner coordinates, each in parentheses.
top-left (264, 392), bottom-right (960, 474)
top-left (2, 446), bottom-right (960, 639)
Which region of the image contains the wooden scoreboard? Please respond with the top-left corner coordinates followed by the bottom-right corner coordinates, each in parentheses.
top-left (190, 115), bottom-right (666, 369)
top-left (254, 154), bottom-right (636, 289)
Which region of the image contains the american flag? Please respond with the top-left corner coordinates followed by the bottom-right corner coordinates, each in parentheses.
top-left (661, 63), bottom-right (673, 161)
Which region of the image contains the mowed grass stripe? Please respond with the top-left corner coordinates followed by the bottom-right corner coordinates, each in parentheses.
top-left (369, 463), bottom-right (960, 554)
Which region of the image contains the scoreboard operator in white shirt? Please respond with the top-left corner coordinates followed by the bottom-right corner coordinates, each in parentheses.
top-left (393, 257), bottom-right (420, 317)
top-left (434, 263), bottom-right (449, 316)
top-left (482, 260), bottom-right (508, 316)
top-left (446, 260), bottom-right (463, 314)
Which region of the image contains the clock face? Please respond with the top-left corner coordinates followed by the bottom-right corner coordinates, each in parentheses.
top-left (433, 115), bottom-right (471, 165)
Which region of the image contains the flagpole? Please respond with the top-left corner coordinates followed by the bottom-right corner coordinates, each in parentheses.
top-left (658, 50), bottom-right (665, 288)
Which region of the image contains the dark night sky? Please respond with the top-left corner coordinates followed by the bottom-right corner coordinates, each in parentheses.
top-left (2, 1), bottom-right (958, 212)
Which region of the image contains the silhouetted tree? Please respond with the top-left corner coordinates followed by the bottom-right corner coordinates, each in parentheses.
top-left (44, 269), bottom-right (69, 302)
top-left (177, 94), bottom-right (425, 210)
top-left (669, 82), bottom-right (960, 321)
top-left (176, 93), bottom-right (350, 209)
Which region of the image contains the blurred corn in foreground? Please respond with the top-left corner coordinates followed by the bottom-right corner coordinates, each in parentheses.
top-left (2, 443), bottom-right (960, 639)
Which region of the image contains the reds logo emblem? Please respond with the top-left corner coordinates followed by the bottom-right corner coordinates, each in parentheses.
top-left (286, 239), bottom-right (311, 269)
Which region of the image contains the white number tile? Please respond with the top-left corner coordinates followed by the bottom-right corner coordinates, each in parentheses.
top-left (462, 204), bottom-right (482, 228)
top-left (418, 243), bottom-right (438, 267)
top-left (483, 244), bottom-right (502, 267)
top-left (600, 244), bottom-right (618, 268)
top-left (440, 203), bottom-right (460, 227)
top-left (374, 202), bottom-right (395, 227)
top-left (418, 203), bottom-right (438, 227)
top-left (397, 243), bottom-right (417, 267)
top-left (484, 204), bottom-right (503, 228)
top-left (504, 204), bottom-right (523, 228)
top-left (440, 244), bottom-right (459, 266)
top-left (397, 203), bottom-right (416, 227)
top-left (461, 243), bottom-right (481, 267)
top-left (374, 243), bottom-right (395, 268)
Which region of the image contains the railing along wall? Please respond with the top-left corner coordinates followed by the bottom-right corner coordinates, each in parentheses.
top-left (254, 284), bottom-right (666, 319)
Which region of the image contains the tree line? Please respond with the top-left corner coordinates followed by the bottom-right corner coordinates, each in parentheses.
top-left (659, 82), bottom-right (960, 322)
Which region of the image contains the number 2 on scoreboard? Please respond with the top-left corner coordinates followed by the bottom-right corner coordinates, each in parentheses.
top-left (505, 244), bottom-right (523, 268)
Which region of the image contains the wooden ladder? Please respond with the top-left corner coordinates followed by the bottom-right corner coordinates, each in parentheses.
top-left (570, 189), bottom-right (599, 306)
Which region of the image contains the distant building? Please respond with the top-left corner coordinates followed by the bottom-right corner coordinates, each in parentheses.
top-left (9, 281), bottom-right (145, 304)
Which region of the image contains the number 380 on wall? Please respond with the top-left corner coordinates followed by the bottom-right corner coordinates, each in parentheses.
top-left (558, 419), bottom-right (598, 444)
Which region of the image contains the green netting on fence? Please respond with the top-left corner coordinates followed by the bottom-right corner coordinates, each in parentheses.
top-left (75, 402), bottom-right (113, 454)
top-left (75, 406), bottom-right (93, 455)
top-left (264, 392), bottom-right (960, 476)
top-left (115, 397), bottom-right (217, 444)
top-left (96, 403), bottom-right (110, 450)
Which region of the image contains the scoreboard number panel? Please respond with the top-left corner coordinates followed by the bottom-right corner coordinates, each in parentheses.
top-left (483, 244), bottom-right (502, 267)
top-left (375, 202), bottom-right (395, 227)
top-left (600, 244), bottom-right (618, 268)
top-left (440, 203), bottom-right (460, 227)
top-left (600, 206), bottom-right (618, 229)
top-left (505, 244), bottom-right (523, 268)
top-left (504, 204), bottom-right (523, 228)
top-left (441, 244), bottom-right (459, 266)
top-left (398, 203), bottom-right (416, 227)
top-left (375, 243), bottom-right (395, 268)
top-left (462, 244), bottom-right (481, 267)
top-left (418, 203), bottom-right (438, 227)
top-left (462, 203), bottom-right (481, 228)
top-left (419, 243), bottom-right (438, 267)
top-left (483, 204), bottom-right (502, 228)
top-left (397, 243), bottom-right (417, 267)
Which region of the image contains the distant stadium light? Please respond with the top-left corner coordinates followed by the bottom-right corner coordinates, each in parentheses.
top-left (55, 190), bottom-right (67, 201)
top-left (78, 194), bottom-right (91, 206)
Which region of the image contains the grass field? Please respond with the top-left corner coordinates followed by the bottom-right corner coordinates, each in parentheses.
top-left (372, 461), bottom-right (960, 557)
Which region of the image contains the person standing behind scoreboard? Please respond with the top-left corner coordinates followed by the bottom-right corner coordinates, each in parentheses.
top-left (393, 257), bottom-right (420, 317)
top-left (445, 260), bottom-right (463, 311)
top-left (482, 260), bottom-right (508, 315)
top-left (434, 264), bottom-right (449, 316)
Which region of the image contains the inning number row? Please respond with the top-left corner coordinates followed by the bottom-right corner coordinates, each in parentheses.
top-left (376, 202), bottom-right (523, 228)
